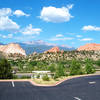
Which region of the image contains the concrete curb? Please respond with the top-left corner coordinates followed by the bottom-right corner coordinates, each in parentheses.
top-left (0, 74), bottom-right (100, 87)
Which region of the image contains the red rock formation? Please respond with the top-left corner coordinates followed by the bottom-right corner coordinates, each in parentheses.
top-left (44, 46), bottom-right (60, 53)
top-left (61, 50), bottom-right (64, 54)
top-left (0, 43), bottom-right (26, 56)
top-left (77, 43), bottom-right (100, 51)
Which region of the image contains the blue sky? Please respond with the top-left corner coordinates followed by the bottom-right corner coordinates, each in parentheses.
top-left (0, 0), bottom-right (100, 48)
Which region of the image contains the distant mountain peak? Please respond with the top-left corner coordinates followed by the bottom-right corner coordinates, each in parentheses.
top-left (22, 40), bottom-right (73, 48)
top-left (15, 40), bottom-right (75, 55)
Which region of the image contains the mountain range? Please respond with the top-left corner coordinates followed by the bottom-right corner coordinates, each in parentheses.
top-left (0, 40), bottom-right (75, 55)
top-left (18, 40), bottom-right (75, 55)
top-left (0, 41), bottom-right (100, 56)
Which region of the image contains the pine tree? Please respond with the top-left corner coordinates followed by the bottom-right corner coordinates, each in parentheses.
top-left (0, 59), bottom-right (13, 79)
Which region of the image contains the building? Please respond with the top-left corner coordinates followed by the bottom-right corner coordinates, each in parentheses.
top-left (31, 71), bottom-right (53, 79)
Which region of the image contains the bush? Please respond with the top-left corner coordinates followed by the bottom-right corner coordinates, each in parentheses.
top-left (36, 74), bottom-right (40, 79)
top-left (48, 64), bottom-right (56, 72)
top-left (20, 75), bottom-right (31, 79)
top-left (85, 59), bottom-right (95, 74)
top-left (95, 59), bottom-right (100, 66)
top-left (42, 74), bottom-right (49, 81)
top-left (13, 75), bottom-right (18, 79)
top-left (70, 59), bottom-right (83, 75)
top-left (53, 73), bottom-right (59, 80)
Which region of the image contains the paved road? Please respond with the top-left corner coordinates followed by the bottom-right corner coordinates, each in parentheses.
top-left (0, 75), bottom-right (100, 100)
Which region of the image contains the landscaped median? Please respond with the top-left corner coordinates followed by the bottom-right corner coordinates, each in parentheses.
top-left (0, 73), bottom-right (99, 87)
top-left (30, 73), bottom-right (100, 86)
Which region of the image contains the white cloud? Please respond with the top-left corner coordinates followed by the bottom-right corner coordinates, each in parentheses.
top-left (39, 4), bottom-right (74, 23)
top-left (67, 4), bottom-right (74, 9)
top-left (13, 10), bottom-right (30, 17)
top-left (50, 34), bottom-right (74, 41)
top-left (0, 8), bottom-right (12, 17)
top-left (22, 24), bottom-right (42, 35)
top-left (50, 37), bottom-right (73, 41)
top-left (79, 38), bottom-right (93, 41)
top-left (0, 8), bottom-right (20, 31)
top-left (82, 25), bottom-right (100, 31)
top-left (56, 34), bottom-right (63, 37)
top-left (23, 40), bottom-right (57, 46)
top-left (0, 33), bottom-right (13, 38)
top-left (0, 16), bottom-right (20, 31)
top-left (76, 35), bottom-right (82, 38)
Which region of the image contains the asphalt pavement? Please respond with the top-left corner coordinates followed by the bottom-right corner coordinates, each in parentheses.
top-left (0, 75), bottom-right (100, 100)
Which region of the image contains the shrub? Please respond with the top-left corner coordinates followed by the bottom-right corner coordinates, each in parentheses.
top-left (70, 59), bottom-right (83, 75)
top-left (20, 76), bottom-right (31, 79)
top-left (48, 64), bottom-right (56, 72)
top-left (53, 73), bottom-right (59, 80)
top-left (95, 59), bottom-right (100, 66)
top-left (85, 59), bottom-right (95, 74)
top-left (42, 74), bottom-right (49, 81)
top-left (13, 75), bottom-right (18, 79)
top-left (36, 74), bottom-right (40, 79)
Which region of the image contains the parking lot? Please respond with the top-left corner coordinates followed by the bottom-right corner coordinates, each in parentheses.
top-left (0, 75), bottom-right (100, 100)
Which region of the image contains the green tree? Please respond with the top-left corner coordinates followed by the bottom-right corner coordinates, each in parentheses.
top-left (0, 59), bottom-right (13, 79)
top-left (42, 74), bottom-right (49, 81)
top-left (18, 62), bottom-right (23, 71)
top-left (29, 61), bottom-right (37, 66)
top-left (70, 59), bottom-right (83, 75)
top-left (96, 59), bottom-right (100, 67)
top-left (85, 59), bottom-right (95, 74)
top-left (55, 63), bottom-right (65, 77)
top-left (48, 64), bottom-right (56, 73)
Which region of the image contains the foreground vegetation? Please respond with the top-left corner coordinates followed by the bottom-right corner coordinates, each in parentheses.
top-left (0, 50), bottom-right (100, 79)
top-left (0, 53), bottom-right (13, 79)
top-left (33, 76), bottom-right (67, 85)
